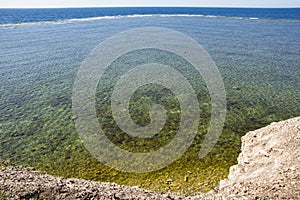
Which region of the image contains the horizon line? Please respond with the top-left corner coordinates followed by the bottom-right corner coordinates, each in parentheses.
top-left (1, 5), bottom-right (300, 9)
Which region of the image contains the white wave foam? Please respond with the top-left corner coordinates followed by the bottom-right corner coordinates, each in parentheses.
top-left (0, 20), bottom-right (67, 27)
top-left (0, 14), bottom-right (208, 27)
top-left (65, 14), bottom-right (205, 21)
top-left (1, 14), bottom-right (296, 27)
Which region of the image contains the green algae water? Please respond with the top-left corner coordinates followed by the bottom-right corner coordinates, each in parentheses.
top-left (1, 8), bottom-right (300, 195)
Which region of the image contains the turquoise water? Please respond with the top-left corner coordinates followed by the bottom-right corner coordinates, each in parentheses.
top-left (0, 10), bottom-right (300, 194)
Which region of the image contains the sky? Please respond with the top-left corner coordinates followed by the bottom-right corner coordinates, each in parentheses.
top-left (0, 0), bottom-right (299, 8)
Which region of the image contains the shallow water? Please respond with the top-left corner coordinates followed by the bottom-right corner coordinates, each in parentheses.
top-left (0, 14), bottom-right (299, 194)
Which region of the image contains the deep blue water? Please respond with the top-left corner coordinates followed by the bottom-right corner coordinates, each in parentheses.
top-left (0, 7), bottom-right (300, 24)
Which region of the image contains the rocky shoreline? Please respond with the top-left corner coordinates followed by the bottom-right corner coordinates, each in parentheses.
top-left (0, 161), bottom-right (187, 200)
top-left (1, 117), bottom-right (299, 199)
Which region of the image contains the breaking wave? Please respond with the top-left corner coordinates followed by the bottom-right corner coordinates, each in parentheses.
top-left (0, 13), bottom-right (299, 27)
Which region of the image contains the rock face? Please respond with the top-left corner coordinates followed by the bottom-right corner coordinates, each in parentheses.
top-left (1, 117), bottom-right (300, 199)
top-left (207, 116), bottom-right (300, 199)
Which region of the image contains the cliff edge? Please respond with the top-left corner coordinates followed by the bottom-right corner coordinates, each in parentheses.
top-left (205, 116), bottom-right (300, 199)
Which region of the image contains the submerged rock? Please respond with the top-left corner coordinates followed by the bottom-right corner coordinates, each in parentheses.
top-left (232, 86), bottom-right (241, 90)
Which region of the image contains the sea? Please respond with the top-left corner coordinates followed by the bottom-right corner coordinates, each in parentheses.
top-left (0, 7), bottom-right (300, 194)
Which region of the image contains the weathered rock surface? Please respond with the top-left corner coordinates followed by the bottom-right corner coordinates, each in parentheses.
top-left (0, 161), bottom-right (188, 200)
top-left (204, 116), bottom-right (300, 199)
top-left (1, 117), bottom-right (299, 199)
